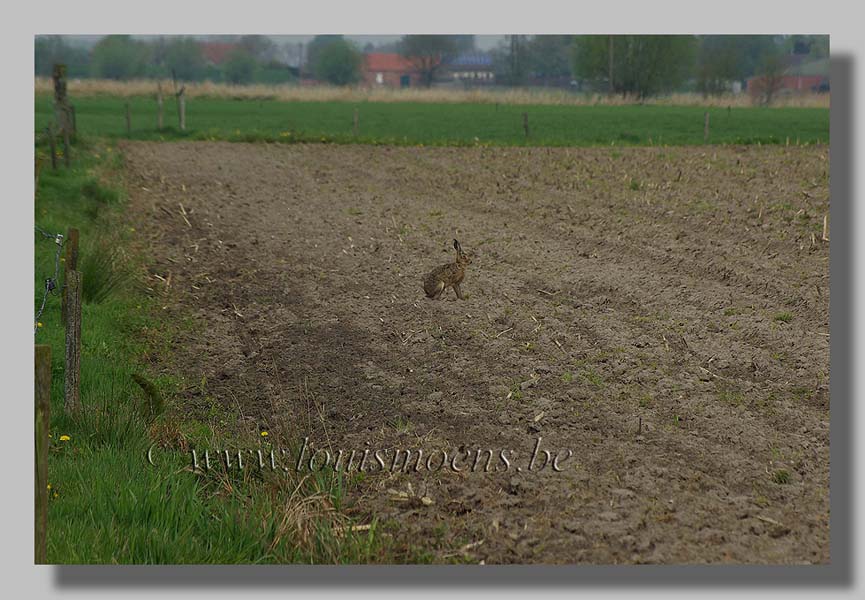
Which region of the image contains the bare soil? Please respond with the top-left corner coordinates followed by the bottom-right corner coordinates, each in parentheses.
top-left (122, 141), bottom-right (830, 564)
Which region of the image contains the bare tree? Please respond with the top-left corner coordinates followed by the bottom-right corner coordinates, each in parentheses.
top-left (399, 35), bottom-right (456, 87)
top-left (755, 51), bottom-right (787, 106)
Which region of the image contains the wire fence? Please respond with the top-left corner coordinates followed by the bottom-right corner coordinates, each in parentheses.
top-left (34, 225), bottom-right (64, 335)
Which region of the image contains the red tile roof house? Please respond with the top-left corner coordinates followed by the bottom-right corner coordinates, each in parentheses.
top-left (362, 53), bottom-right (422, 88)
top-left (747, 74), bottom-right (828, 98)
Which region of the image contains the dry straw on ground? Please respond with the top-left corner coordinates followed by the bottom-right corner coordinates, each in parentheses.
top-left (35, 77), bottom-right (830, 108)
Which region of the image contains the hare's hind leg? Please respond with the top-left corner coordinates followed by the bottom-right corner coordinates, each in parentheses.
top-left (453, 283), bottom-right (464, 300)
top-left (431, 280), bottom-right (445, 300)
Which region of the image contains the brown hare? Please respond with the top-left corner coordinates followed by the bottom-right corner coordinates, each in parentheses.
top-left (423, 239), bottom-right (472, 300)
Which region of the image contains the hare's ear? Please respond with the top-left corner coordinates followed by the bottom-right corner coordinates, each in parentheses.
top-left (453, 239), bottom-right (461, 252)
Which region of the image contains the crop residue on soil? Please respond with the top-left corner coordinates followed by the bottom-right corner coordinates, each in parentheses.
top-left (123, 141), bottom-right (829, 564)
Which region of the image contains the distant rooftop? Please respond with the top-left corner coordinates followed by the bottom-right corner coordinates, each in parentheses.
top-left (445, 53), bottom-right (493, 67)
top-left (364, 53), bottom-right (417, 73)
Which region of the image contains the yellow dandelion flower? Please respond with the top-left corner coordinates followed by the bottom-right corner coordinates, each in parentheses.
top-left (47, 483), bottom-right (51, 490)
top-left (37, 322), bottom-right (43, 328)
top-left (260, 431), bottom-right (268, 437)
top-left (59, 435), bottom-right (71, 442)
top-left (53, 492), bottom-right (59, 499)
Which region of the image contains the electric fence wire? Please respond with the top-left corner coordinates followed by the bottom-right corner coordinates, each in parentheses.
top-left (34, 225), bottom-right (64, 335)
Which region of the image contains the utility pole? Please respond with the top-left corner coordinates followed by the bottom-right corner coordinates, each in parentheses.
top-left (509, 35), bottom-right (525, 86)
top-left (608, 35), bottom-right (615, 95)
top-left (298, 42), bottom-right (304, 80)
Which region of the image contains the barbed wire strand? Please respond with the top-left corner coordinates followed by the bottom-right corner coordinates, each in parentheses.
top-left (34, 225), bottom-right (64, 335)
top-left (35, 224), bottom-right (60, 240)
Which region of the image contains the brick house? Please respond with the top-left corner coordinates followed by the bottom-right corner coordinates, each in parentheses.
top-left (362, 53), bottom-right (421, 88)
top-left (746, 57), bottom-right (830, 98)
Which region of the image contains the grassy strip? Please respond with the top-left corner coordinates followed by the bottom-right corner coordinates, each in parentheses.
top-left (35, 78), bottom-right (832, 109)
top-left (35, 94), bottom-right (829, 147)
top-left (35, 136), bottom-right (391, 564)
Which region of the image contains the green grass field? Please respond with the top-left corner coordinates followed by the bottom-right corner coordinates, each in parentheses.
top-left (35, 94), bottom-right (830, 146)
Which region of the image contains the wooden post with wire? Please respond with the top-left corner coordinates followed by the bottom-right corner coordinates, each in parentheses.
top-left (125, 101), bottom-right (131, 136)
top-left (178, 91), bottom-right (186, 131)
top-left (61, 227), bottom-right (79, 325)
top-left (35, 344), bottom-right (51, 564)
top-left (157, 83), bottom-right (164, 130)
top-left (64, 270), bottom-right (82, 414)
top-left (704, 111), bottom-right (710, 143)
top-left (522, 112), bottom-right (529, 139)
top-left (172, 70), bottom-right (186, 132)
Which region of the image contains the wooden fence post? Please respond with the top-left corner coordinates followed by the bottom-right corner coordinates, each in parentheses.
top-left (353, 108), bottom-right (359, 137)
top-left (522, 112), bottom-right (529, 138)
top-left (157, 84), bottom-right (164, 130)
top-left (125, 102), bottom-right (131, 136)
top-left (61, 227), bottom-right (79, 325)
top-left (180, 95), bottom-right (186, 131)
top-left (704, 111), bottom-right (710, 143)
top-left (35, 344), bottom-right (51, 564)
top-left (52, 63), bottom-right (70, 136)
top-left (176, 86), bottom-right (186, 131)
top-left (70, 105), bottom-right (77, 139)
top-left (47, 127), bottom-right (57, 171)
top-left (62, 127), bottom-right (70, 167)
top-left (64, 270), bottom-right (82, 414)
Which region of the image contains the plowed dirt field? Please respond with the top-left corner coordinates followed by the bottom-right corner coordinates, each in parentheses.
top-left (124, 141), bottom-right (829, 564)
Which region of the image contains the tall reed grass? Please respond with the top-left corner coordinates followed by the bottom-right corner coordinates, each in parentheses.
top-left (35, 77), bottom-right (831, 109)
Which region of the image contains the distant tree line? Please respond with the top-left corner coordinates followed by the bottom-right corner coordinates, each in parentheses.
top-left (35, 35), bottom-right (297, 85)
top-left (35, 34), bottom-right (829, 99)
top-left (491, 34), bottom-right (827, 98)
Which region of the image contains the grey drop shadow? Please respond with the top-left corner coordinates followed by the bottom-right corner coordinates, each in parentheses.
top-left (827, 51), bottom-right (855, 587)
top-left (51, 54), bottom-right (852, 590)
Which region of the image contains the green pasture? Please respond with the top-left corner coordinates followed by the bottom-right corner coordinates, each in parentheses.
top-left (35, 94), bottom-right (829, 147)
